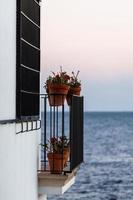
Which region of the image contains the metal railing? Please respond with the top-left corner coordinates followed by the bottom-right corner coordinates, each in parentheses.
top-left (39, 94), bottom-right (84, 174)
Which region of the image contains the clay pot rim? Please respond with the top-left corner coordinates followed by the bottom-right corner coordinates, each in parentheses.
top-left (70, 86), bottom-right (81, 90)
top-left (47, 150), bottom-right (69, 154)
top-left (47, 152), bottom-right (66, 159)
top-left (48, 83), bottom-right (70, 89)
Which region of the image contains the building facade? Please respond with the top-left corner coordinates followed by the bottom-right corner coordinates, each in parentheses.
top-left (0, 0), bottom-right (41, 200)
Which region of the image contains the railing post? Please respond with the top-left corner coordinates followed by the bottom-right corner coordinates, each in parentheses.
top-left (43, 95), bottom-right (47, 170)
top-left (70, 95), bottom-right (84, 171)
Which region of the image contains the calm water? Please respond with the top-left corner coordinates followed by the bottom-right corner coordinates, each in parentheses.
top-left (48, 112), bottom-right (133, 200)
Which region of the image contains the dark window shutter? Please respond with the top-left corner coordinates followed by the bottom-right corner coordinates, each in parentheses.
top-left (16, 0), bottom-right (40, 120)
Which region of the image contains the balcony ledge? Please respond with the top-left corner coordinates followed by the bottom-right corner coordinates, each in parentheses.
top-left (38, 194), bottom-right (47, 200)
top-left (38, 169), bottom-right (77, 195)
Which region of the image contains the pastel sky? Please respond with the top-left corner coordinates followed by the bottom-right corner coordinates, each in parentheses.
top-left (41, 0), bottom-right (133, 111)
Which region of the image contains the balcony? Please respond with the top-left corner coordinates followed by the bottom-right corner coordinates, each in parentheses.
top-left (38, 94), bottom-right (84, 195)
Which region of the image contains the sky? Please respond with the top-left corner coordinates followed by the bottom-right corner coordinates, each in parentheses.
top-left (41, 0), bottom-right (133, 111)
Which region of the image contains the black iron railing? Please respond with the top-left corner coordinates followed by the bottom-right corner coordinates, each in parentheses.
top-left (39, 94), bottom-right (84, 174)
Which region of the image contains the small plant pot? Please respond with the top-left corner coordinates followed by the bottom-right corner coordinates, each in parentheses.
top-left (67, 86), bottom-right (81, 105)
top-left (48, 84), bottom-right (70, 106)
top-left (47, 152), bottom-right (66, 174)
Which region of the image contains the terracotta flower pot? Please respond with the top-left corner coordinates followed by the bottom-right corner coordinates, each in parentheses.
top-left (48, 84), bottom-right (70, 106)
top-left (67, 86), bottom-right (81, 105)
top-left (47, 152), bottom-right (66, 174)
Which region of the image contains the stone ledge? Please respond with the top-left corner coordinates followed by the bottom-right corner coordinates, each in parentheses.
top-left (38, 169), bottom-right (77, 195)
top-left (38, 194), bottom-right (47, 200)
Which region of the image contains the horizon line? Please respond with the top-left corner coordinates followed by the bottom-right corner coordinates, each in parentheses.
top-left (84, 110), bottom-right (133, 112)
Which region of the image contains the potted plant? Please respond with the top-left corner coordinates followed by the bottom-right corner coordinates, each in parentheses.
top-left (67, 71), bottom-right (81, 105)
top-left (45, 67), bottom-right (70, 106)
top-left (43, 136), bottom-right (70, 174)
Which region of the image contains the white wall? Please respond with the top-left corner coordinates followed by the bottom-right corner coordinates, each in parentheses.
top-left (0, 1), bottom-right (41, 200)
top-left (0, 123), bottom-right (40, 200)
top-left (0, 0), bottom-right (16, 120)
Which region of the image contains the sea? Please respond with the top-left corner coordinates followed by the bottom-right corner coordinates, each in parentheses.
top-left (48, 112), bottom-right (133, 200)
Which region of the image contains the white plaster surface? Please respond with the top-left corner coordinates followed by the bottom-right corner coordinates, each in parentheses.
top-left (0, 0), bottom-right (16, 120)
top-left (0, 1), bottom-right (43, 200)
top-left (0, 123), bottom-right (40, 200)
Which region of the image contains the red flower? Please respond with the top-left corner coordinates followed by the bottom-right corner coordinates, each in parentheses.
top-left (50, 137), bottom-right (57, 144)
top-left (64, 75), bottom-right (70, 80)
